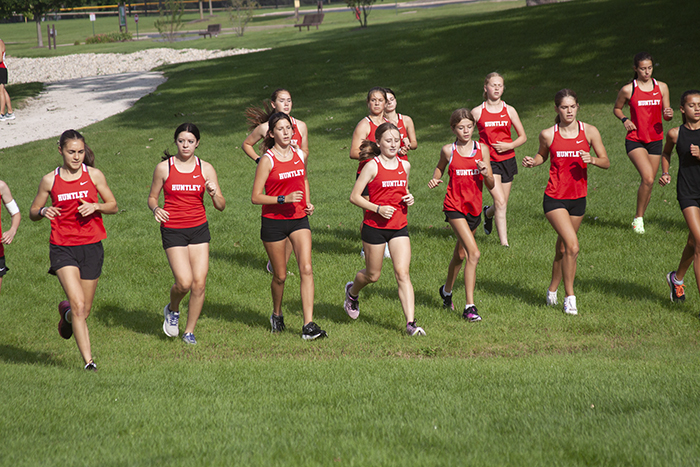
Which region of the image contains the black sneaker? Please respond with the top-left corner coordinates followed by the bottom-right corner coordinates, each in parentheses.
top-left (439, 285), bottom-right (454, 310)
top-left (270, 314), bottom-right (285, 333)
top-left (58, 300), bottom-right (73, 339)
top-left (483, 205), bottom-right (493, 235)
top-left (84, 361), bottom-right (97, 372)
top-left (463, 305), bottom-right (482, 322)
top-left (667, 271), bottom-right (686, 303)
top-left (302, 321), bottom-right (328, 340)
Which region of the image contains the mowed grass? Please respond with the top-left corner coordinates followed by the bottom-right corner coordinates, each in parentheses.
top-left (1, 0), bottom-right (700, 465)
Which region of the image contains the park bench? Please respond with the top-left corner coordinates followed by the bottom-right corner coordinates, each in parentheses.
top-left (199, 23), bottom-right (221, 38)
top-left (294, 13), bottom-right (324, 31)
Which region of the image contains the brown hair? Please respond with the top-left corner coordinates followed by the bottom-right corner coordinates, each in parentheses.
top-left (632, 52), bottom-right (653, 81)
top-left (262, 112), bottom-right (294, 153)
top-left (449, 108), bottom-right (476, 130)
top-left (59, 129), bottom-right (95, 167)
top-left (483, 72), bottom-right (504, 101)
top-left (358, 122), bottom-right (399, 161)
top-left (245, 88), bottom-right (291, 130)
top-left (680, 90), bottom-right (700, 124)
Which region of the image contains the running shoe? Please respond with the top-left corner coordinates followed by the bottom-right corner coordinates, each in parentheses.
top-left (632, 217), bottom-right (645, 234)
top-left (162, 304), bottom-right (179, 337)
top-left (84, 361), bottom-right (97, 372)
top-left (344, 281), bottom-right (360, 319)
top-left (266, 260), bottom-right (273, 274)
top-left (483, 205), bottom-right (493, 235)
top-left (302, 321), bottom-right (328, 340)
top-left (666, 271), bottom-right (686, 303)
top-left (182, 332), bottom-right (197, 344)
top-left (439, 285), bottom-right (454, 310)
top-left (0, 114), bottom-right (5, 122)
top-left (360, 247), bottom-right (365, 259)
top-left (546, 290), bottom-right (558, 306)
top-left (270, 313), bottom-right (285, 333)
top-left (406, 321), bottom-right (426, 336)
top-left (4, 112), bottom-right (15, 120)
top-left (463, 305), bottom-right (482, 322)
top-left (563, 295), bottom-right (578, 316)
top-left (58, 300), bottom-right (73, 339)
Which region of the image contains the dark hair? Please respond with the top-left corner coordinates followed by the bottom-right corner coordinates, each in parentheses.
top-left (59, 129), bottom-right (95, 167)
top-left (366, 87), bottom-right (387, 103)
top-left (680, 90), bottom-right (700, 124)
top-left (483, 72), bottom-right (504, 101)
top-left (163, 122), bottom-right (200, 160)
top-left (632, 52), bottom-right (653, 81)
top-left (245, 88), bottom-right (291, 130)
top-left (358, 122), bottom-right (400, 161)
top-left (554, 89), bottom-right (578, 124)
top-left (384, 87), bottom-right (396, 98)
top-left (261, 112), bottom-right (293, 153)
top-left (450, 108), bottom-right (475, 130)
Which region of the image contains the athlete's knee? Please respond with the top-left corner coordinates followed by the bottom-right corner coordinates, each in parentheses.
top-left (466, 248), bottom-right (481, 265)
top-left (641, 174), bottom-right (655, 188)
top-left (272, 271), bottom-right (287, 286)
top-left (190, 279), bottom-right (207, 296)
top-left (173, 279), bottom-right (193, 294)
top-left (70, 300), bottom-right (88, 319)
top-left (394, 268), bottom-right (411, 285)
top-left (566, 241), bottom-right (580, 258)
top-left (364, 270), bottom-right (381, 284)
top-left (298, 262), bottom-right (313, 278)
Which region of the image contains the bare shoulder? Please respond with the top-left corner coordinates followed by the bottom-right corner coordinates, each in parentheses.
top-left (667, 126), bottom-right (680, 141)
top-left (401, 159), bottom-right (411, 171)
top-left (471, 104), bottom-right (483, 119)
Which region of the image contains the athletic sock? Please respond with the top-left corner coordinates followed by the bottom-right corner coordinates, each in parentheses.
top-left (673, 274), bottom-right (684, 285)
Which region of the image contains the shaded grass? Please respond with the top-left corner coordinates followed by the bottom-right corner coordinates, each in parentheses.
top-left (3, 81), bottom-right (43, 109)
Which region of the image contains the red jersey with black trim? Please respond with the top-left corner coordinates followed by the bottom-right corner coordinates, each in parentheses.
top-left (49, 164), bottom-right (106, 246)
top-left (363, 157), bottom-right (409, 230)
top-left (476, 102), bottom-right (515, 162)
top-left (290, 116), bottom-right (303, 149)
top-left (545, 121), bottom-right (589, 200)
top-left (0, 212), bottom-right (3, 256)
top-left (393, 114), bottom-right (411, 161)
top-left (443, 142), bottom-right (484, 217)
top-left (0, 48), bottom-right (5, 69)
top-left (357, 116), bottom-right (382, 174)
top-left (162, 156), bottom-right (207, 229)
top-left (262, 147), bottom-right (307, 220)
top-left (628, 79), bottom-right (664, 143)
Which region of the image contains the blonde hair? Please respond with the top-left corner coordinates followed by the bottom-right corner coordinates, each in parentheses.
top-left (483, 72), bottom-right (504, 101)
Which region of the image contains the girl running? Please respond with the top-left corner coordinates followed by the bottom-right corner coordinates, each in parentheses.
top-left (30, 130), bottom-right (118, 371)
top-left (251, 112), bottom-right (326, 340)
top-left (522, 89), bottom-right (609, 315)
top-left (343, 122), bottom-right (425, 336)
top-left (148, 123), bottom-right (226, 345)
top-left (242, 89), bottom-right (308, 273)
top-left (659, 90), bottom-right (700, 304)
top-left (613, 52), bottom-right (674, 234)
top-left (0, 179), bottom-right (20, 293)
top-left (429, 109), bottom-right (494, 321)
top-left (383, 88), bottom-right (417, 159)
top-left (472, 72), bottom-right (527, 246)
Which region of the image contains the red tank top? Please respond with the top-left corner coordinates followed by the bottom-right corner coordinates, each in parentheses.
top-left (290, 117), bottom-right (303, 149)
top-left (0, 211), bottom-right (4, 256)
top-left (628, 79), bottom-right (663, 143)
top-left (49, 164), bottom-right (106, 246)
top-left (363, 157), bottom-right (408, 230)
top-left (357, 116), bottom-right (382, 174)
top-left (393, 114), bottom-right (411, 161)
top-left (162, 156), bottom-right (207, 229)
top-left (0, 49), bottom-right (5, 69)
top-left (262, 147), bottom-right (307, 220)
top-left (476, 102), bottom-right (515, 162)
top-left (443, 142), bottom-right (484, 217)
top-left (545, 122), bottom-right (589, 200)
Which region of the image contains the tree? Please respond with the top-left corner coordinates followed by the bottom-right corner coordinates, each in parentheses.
top-left (345, 0), bottom-right (375, 28)
top-left (228, 0), bottom-right (258, 37)
top-left (0, 0), bottom-right (85, 48)
top-left (153, 0), bottom-right (185, 43)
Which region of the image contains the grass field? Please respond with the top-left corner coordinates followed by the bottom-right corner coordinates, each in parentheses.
top-left (2, 0), bottom-right (700, 465)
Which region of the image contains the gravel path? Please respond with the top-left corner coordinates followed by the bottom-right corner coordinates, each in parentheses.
top-left (0, 47), bottom-right (267, 149)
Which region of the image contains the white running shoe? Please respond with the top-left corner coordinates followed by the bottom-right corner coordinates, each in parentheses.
top-left (546, 290), bottom-right (558, 306)
top-left (563, 295), bottom-right (578, 316)
top-left (163, 303), bottom-right (180, 337)
top-left (632, 217), bottom-right (645, 234)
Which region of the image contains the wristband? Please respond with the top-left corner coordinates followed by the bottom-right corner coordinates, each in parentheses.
top-left (152, 206), bottom-right (158, 214)
top-left (662, 172), bottom-right (670, 176)
top-left (277, 195), bottom-right (285, 204)
top-left (621, 117), bottom-right (629, 123)
top-left (376, 205), bottom-right (381, 214)
top-left (255, 158), bottom-right (261, 164)
top-left (4, 199), bottom-right (19, 216)
top-left (39, 207), bottom-right (47, 217)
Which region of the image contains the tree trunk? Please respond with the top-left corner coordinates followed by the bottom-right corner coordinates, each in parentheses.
top-left (35, 17), bottom-right (44, 48)
top-left (199, 1), bottom-right (204, 19)
top-left (208, 0), bottom-right (213, 15)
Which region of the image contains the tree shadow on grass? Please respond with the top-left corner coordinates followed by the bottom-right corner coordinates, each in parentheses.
top-left (478, 278), bottom-right (544, 308)
top-left (0, 345), bottom-right (62, 367)
top-left (95, 304), bottom-right (161, 336)
top-left (575, 278), bottom-right (666, 305)
top-left (202, 301), bottom-right (268, 329)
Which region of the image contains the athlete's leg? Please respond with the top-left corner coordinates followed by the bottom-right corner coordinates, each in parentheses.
top-left (182, 243), bottom-right (209, 334)
top-left (263, 239), bottom-right (288, 316)
top-left (289, 228), bottom-right (314, 325)
top-left (680, 207), bottom-right (700, 295)
top-left (628, 148), bottom-right (661, 218)
top-left (3, 86), bottom-right (12, 114)
top-left (387, 236), bottom-right (414, 323)
top-left (486, 174), bottom-right (510, 246)
top-left (165, 246), bottom-right (194, 313)
top-left (444, 241), bottom-right (465, 294)
top-left (56, 266), bottom-right (98, 365)
top-left (350, 242), bottom-right (384, 296)
top-left (0, 84), bottom-right (5, 115)
top-left (448, 218), bottom-right (480, 305)
top-left (545, 209), bottom-right (583, 297)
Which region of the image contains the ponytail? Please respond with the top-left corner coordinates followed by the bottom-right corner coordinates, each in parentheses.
top-left (553, 89), bottom-right (578, 124)
top-left (261, 112), bottom-right (293, 154)
top-left (58, 129), bottom-right (95, 167)
top-left (163, 122), bottom-right (200, 160)
top-left (245, 100), bottom-right (275, 131)
top-left (358, 140), bottom-right (380, 161)
top-left (631, 52), bottom-right (653, 82)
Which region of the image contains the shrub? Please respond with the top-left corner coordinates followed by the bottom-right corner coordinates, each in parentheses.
top-left (85, 32), bottom-right (132, 44)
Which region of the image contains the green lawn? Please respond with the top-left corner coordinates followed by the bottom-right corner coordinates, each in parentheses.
top-left (1, 0), bottom-right (700, 465)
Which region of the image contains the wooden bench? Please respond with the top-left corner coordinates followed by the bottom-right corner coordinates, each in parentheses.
top-left (199, 23), bottom-right (221, 38)
top-left (294, 13), bottom-right (324, 31)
